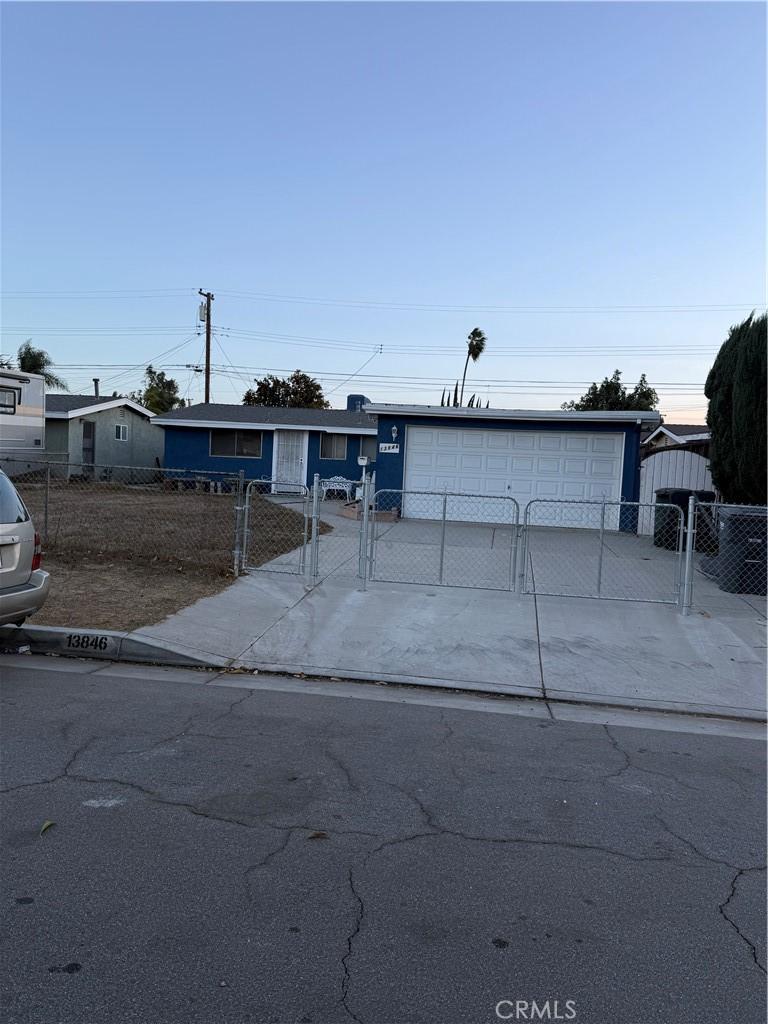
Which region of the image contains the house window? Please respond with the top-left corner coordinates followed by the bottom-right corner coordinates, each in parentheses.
top-left (210, 429), bottom-right (263, 458)
top-left (115, 423), bottom-right (128, 441)
top-left (320, 434), bottom-right (347, 460)
top-left (360, 435), bottom-right (377, 461)
top-left (0, 388), bottom-right (17, 415)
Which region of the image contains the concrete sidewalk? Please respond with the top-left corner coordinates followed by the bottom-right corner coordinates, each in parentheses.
top-left (131, 569), bottom-right (767, 720)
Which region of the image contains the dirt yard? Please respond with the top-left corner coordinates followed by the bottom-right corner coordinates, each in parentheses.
top-left (32, 558), bottom-right (234, 632)
top-left (13, 478), bottom-right (319, 631)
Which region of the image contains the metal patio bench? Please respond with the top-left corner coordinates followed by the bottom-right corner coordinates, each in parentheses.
top-left (320, 476), bottom-right (356, 502)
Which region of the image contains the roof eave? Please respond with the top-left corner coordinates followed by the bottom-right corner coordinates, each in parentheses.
top-left (363, 403), bottom-right (661, 427)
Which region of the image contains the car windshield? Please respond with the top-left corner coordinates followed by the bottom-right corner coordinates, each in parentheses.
top-left (0, 472), bottom-right (30, 524)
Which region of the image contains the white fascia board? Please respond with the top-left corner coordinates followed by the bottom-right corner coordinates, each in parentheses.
top-left (46, 399), bottom-right (155, 420)
top-left (153, 418), bottom-right (377, 434)
top-left (363, 403), bottom-right (662, 427)
top-left (322, 426), bottom-right (378, 435)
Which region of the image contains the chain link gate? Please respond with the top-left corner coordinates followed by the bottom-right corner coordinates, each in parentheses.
top-left (239, 480), bottom-right (310, 575)
top-left (520, 497), bottom-right (686, 605)
top-left (366, 488), bottom-right (520, 590)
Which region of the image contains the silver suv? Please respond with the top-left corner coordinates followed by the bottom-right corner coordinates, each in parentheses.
top-left (0, 470), bottom-right (50, 626)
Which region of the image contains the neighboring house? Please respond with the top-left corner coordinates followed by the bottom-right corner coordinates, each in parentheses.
top-left (641, 423), bottom-right (710, 454)
top-left (42, 394), bottom-right (162, 475)
top-left (365, 403), bottom-right (661, 522)
top-left (154, 395), bottom-right (378, 488)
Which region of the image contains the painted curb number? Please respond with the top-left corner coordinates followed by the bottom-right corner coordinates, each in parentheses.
top-left (65, 634), bottom-right (111, 652)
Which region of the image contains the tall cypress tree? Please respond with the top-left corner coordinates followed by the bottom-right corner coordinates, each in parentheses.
top-left (705, 313), bottom-right (767, 504)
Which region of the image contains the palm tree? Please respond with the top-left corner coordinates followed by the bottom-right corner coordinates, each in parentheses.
top-left (459, 328), bottom-right (486, 406)
top-left (16, 340), bottom-right (68, 390)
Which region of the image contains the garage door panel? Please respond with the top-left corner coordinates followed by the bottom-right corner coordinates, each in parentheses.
top-left (410, 428), bottom-right (435, 446)
top-left (592, 436), bottom-right (620, 453)
top-left (565, 436), bottom-right (589, 451)
top-left (403, 426), bottom-right (624, 525)
top-left (437, 431), bottom-right (459, 446)
top-left (487, 434), bottom-right (512, 449)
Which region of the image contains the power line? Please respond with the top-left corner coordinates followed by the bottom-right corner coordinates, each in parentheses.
top-left (214, 288), bottom-right (765, 315)
top-left (323, 348), bottom-right (383, 396)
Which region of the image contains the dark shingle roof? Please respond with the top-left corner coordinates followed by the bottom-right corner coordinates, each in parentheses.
top-left (660, 423), bottom-right (709, 437)
top-left (46, 394), bottom-right (125, 413)
top-left (155, 403), bottom-right (376, 430)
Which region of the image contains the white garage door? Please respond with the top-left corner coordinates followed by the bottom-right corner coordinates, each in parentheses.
top-left (402, 426), bottom-right (625, 525)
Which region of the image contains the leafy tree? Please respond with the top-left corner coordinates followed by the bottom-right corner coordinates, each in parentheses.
top-left (11, 340), bottom-right (69, 390)
top-left (130, 365), bottom-right (185, 414)
top-left (561, 370), bottom-right (658, 411)
top-left (459, 328), bottom-right (487, 406)
top-left (243, 370), bottom-right (329, 409)
top-left (705, 312), bottom-right (767, 504)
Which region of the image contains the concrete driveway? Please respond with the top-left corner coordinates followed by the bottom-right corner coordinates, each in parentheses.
top-left (133, 510), bottom-right (767, 719)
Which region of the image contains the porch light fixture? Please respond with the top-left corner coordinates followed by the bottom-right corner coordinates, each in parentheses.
top-left (391, 426), bottom-right (398, 441)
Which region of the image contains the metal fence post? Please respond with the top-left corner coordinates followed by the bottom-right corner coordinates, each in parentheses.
top-left (596, 496), bottom-right (606, 597)
top-left (438, 492), bottom-right (448, 584)
top-left (310, 473), bottom-right (321, 578)
top-left (299, 487), bottom-right (309, 574)
top-left (681, 495), bottom-right (696, 614)
top-left (517, 503), bottom-right (530, 593)
top-left (368, 488), bottom-right (379, 581)
top-left (359, 474), bottom-right (371, 588)
top-left (232, 471), bottom-right (245, 576)
top-left (43, 465), bottom-right (50, 545)
top-left (510, 501), bottom-right (519, 593)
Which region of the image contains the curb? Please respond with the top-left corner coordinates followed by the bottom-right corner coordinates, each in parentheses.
top-left (2, 624), bottom-right (766, 725)
top-left (0, 624), bottom-right (222, 669)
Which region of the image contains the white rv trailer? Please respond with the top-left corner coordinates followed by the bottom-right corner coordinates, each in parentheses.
top-left (0, 369), bottom-right (45, 454)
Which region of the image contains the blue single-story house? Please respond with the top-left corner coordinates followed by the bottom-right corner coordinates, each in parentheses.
top-left (154, 395), bottom-right (378, 488)
top-left (155, 397), bottom-right (660, 521)
top-left (364, 404), bottom-right (661, 520)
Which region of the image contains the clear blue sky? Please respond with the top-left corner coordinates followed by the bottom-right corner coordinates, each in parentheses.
top-left (2, 1), bottom-right (765, 418)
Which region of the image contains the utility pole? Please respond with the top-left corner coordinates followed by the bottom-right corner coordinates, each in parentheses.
top-left (198, 289), bottom-right (214, 403)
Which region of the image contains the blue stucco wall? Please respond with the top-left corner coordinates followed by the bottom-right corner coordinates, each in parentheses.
top-left (373, 413), bottom-right (643, 501)
top-left (163, 425), bottom-right (376, 483)
top-left (162, 426), bottom-right (274, 478)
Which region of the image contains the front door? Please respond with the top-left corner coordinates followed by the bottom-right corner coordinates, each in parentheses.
top-left (273, 430), bottom-right (307, 491)
top-left (82, 421), bottom-right (95, 474)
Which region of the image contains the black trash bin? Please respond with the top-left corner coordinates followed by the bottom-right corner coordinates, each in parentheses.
top-left (653, 488), bottom-right (716, 551)
top-left (654, 489), bottom-right (687, 549)
top-left (714, 506), bottom-right (767, 595)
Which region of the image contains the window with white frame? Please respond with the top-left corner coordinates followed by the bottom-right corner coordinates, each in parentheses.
top-left (210, 429), bottom-right (263, 458)
top-left (320, 434), bottom-right (347, 460)
top-left (115, 423), bottom-right (128, 441)
top-left (360, 435), bottom-right (377, 461)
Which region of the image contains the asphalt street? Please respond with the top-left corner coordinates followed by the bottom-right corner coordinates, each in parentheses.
top-left (1, 657), bottom-right (765, 1024)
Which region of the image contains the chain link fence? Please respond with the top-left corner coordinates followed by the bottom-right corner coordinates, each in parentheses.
top-left (368, 488), bottom-right (520, 590)
top-left (691, 501), bottom-right (767, 601)
top-left (521, 498), bottom-right (685, 604)
top-left (2, 456), bottom-right (243, 575)
top-left (9, 452), bottom-right (762, 614)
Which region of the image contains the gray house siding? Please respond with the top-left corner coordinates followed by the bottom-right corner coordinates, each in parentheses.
top-left (67, 406), bottom-right (163, 469)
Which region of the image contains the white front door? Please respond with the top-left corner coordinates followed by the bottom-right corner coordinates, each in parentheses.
top-left (273, 430), bottom-right (308, 491)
